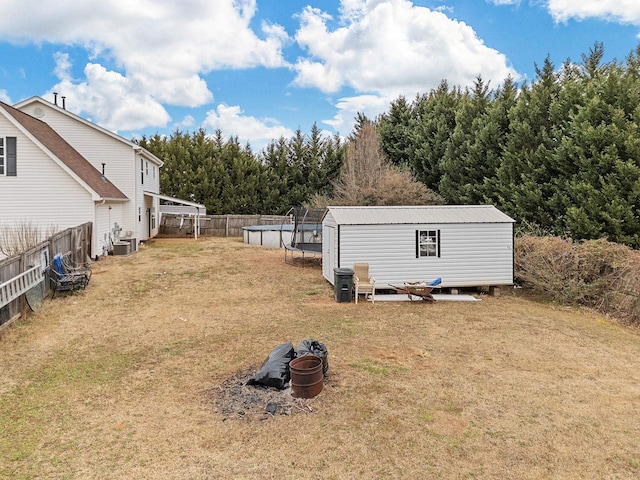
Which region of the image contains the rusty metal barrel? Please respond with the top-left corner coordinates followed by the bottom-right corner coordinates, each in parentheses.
top-left (289, 355), bottom-right (324, 398)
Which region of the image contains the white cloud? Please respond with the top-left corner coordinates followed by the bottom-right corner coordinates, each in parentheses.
top-left (293, 0), bottom-right (518, 98)
top-left (0, 0), bottom-right (289, 130)
top-left (53, 52), bottom-right (73, 81)
top-left (50, 57), bottom-right (170, 132)
top-left (203, 104), bottom-right (294, 151)
top-left (546, 0), bottom-right (640, 24)
top-left (178, 115), bottom-right (196, 129)
top-left (486, 0), bottom-right (520, 6)
top-left (0, 89), bottom-right (11, 103)
top-left (322, 94), bottom-right (390, 134)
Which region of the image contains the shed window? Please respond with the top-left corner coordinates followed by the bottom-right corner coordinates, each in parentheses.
top-left (0, 137), bottom-right (17, 176)
top-left (416, 230), bottom-right (440, 258)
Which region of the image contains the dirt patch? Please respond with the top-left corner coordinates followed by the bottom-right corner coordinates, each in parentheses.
top-left (206, 368), bottom-right (322, 421)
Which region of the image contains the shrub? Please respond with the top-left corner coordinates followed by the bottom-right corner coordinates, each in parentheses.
top-left (514, 235), bottom-right (640, 325)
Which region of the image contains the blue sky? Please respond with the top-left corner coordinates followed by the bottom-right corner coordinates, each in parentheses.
top-left (1, 0), bottom-right (639, 152)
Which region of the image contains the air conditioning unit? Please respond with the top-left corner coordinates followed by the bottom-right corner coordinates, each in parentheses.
top-left (119, 237), bottom-right (137, 253)
top-left (112, 242), bottom-right (131, 256)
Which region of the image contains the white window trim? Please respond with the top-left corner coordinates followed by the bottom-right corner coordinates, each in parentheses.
top-left (417, 229), bottom-right (440, 258)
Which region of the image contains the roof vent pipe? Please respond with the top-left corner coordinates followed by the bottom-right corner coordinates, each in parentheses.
top-left (101, 163), bottom-right (107, 182)
top-left (53, 92), bottom-right (58, 106)
top-left (61, 96), bottom-right (66, 110)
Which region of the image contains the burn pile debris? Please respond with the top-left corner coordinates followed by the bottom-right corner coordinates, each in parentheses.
top-left (208, 339), bottom-right (329, 421)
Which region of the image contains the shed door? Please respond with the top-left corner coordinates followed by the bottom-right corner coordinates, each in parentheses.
top-left (323, 225), bottom-right (335, 283)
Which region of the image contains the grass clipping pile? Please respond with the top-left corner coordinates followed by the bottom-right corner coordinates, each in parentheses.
top-left (515, 234), bottom-right (640, 325)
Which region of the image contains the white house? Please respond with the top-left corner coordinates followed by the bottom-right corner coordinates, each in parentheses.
top-left (1, 96), bottom-right (200, 258)
top-left (14, 96), bottom-right (167, 253)
top-left (322, 205), bottom-right (515, 289)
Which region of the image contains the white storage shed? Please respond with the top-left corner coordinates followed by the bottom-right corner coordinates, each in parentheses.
top-left (322, 205), bottom-right (515, 288)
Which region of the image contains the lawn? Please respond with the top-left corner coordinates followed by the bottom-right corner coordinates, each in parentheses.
top-left (1, 237), bottom-right (639, 479)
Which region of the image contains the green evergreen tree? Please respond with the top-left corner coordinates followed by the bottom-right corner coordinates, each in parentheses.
top-left (410, 81), bottom-right (463, 191)
top-left (477, 76), bottom-right (519, 205)
top-left (375, 43), bottom-right (640, 247)
top-left (494, 57), bottom-right (562, 231)
top-left (259, 125), bottom-right (345, 212)
top-left (378, 95), bottom-right (414, 168)
top-left (438, 76), bottom-right (491, 204)
top-left (551, 45), bottom-right (640, 246)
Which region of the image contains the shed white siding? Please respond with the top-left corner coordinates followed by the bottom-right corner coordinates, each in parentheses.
top-left (322, 206), bottom-right (514, 288)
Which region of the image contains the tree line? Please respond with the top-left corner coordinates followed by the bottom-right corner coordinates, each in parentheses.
top-left (137, 124), bottom-right (344, 215)
top-left (378, 43), bottom-right (640, 248)
top-left (138, 43), bottom-right (640, 248)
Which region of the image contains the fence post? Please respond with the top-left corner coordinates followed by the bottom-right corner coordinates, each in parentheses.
top-left (225, 215), bottom-right (229, 237)
top-left (20, 251), bottom-right (27, 320)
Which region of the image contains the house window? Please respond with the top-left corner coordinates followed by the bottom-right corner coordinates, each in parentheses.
top-left (0, 137), bottom-right (17, 176)
top-left (140, 158), bottom-right (144, 184)
top-left (145, 161), bottom-right (149, 176)
top-left (416, 230), bottom-right (440, 258)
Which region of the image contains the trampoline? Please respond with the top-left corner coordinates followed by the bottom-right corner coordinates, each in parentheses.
top-left (282, 207), bottom-right (324, 266)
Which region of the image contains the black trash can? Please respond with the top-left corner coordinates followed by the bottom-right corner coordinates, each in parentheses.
top-left (334, 267), bottom-right (354, 303)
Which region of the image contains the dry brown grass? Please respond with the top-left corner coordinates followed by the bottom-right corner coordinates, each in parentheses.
top-left (1, 237), bottom-right (640, 479)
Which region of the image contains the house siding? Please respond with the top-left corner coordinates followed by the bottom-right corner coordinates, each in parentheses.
top-left (95, 202), bottom-right (126, 256)
top-left (138, 155), bottom-right (160, 239)
top-left (18, 101), bottom-right (162, 241)
top-left (19, 103), bottom-right (138, 234)
top-left (0, 117), bottom-right (95, 248)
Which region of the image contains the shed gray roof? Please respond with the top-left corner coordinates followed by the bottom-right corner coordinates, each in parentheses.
top-left (324, 205), bottom-right (515, 225)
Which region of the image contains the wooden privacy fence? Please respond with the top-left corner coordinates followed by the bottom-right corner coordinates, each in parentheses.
top-left (159, 213), bottom-right (291, 237)
top-left (0, 222), bottom-right (92, 332)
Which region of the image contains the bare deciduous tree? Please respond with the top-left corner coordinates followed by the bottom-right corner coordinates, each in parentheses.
top-left (0, 221), bottom-right (58, 257)
top-left (325, 119), bottom-right (442, 206)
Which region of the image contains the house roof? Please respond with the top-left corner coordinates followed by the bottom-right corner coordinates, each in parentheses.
top-left (324, 205), bottom-right (515, 225)
top-left (13, 96), bottom-right (163, 167)
top-left (0, 102), bottom-right (128, 200)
